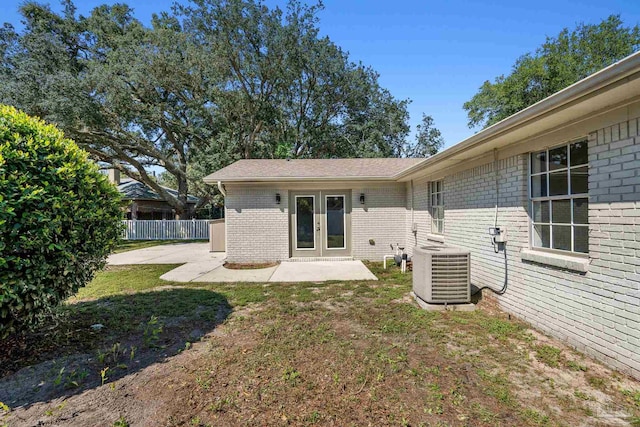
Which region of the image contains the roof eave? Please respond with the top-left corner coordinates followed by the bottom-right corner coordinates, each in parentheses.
top-left (203, 175), bottom-right (402, 184)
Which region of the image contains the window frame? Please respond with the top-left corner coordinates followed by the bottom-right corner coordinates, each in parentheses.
top-left (529, 139), bottom-right (589, 255)
top-left (429, 180), bottom-right (444, 235)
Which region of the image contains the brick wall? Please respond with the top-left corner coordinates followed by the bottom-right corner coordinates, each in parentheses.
top-left (405, 177), bottom-right (431, 254)
top-left (409, 117), bottom-right (640, 379)
top-left (224, 186), bottom-right (290, 263)
top-left (351, 183), bottom-right (407, 260)
top-left (225, 183), bottom-right (408, 262)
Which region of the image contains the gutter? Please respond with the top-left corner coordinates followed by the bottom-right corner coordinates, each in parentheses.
top-left (395, 51), bottom-right (640, 180)
top-left (204, 174), bottom-right (422, 184)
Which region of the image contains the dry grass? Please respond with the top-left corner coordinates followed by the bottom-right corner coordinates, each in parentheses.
top-left (1, 262), bottom-right (639, 427)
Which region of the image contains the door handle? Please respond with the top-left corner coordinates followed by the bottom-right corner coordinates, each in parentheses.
top-left (316, 222), bottom-right (320, 231)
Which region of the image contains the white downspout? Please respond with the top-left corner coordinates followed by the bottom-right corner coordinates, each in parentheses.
top-left (217, 180), bottom-right (227, 197)
top-left (410, 179), bottom-right (415, 229)
top-left (493, 150), bottom-right (498, 229)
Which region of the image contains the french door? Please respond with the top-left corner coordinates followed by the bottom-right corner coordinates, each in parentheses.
top-left (290, 191), bottom-right (351, 257)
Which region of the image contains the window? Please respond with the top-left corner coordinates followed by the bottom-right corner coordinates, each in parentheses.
top-left (530, 140), bottom-right (588, 254)
top-left (430, 180), bottom-right (444, 234)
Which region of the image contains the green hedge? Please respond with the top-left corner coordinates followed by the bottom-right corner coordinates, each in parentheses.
top-left (0, 105), bottom-right (123, 337)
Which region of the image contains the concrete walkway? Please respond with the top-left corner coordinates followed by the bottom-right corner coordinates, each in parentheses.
top-left (108, 243), bottom-right (220, 265)
top-left (108, 243), bottom-right (377, 283)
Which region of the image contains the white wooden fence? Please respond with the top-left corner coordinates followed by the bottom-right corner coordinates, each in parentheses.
top-left (122, 220), bottom-right (210, 240)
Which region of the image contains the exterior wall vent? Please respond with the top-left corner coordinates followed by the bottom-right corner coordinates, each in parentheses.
top-left (412, 245), bottom-right (471, 304)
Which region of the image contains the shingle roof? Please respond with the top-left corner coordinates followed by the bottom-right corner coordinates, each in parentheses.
top-left (203, 158), bottom-right (426, 182)
top-left (118, 180), bottom-right (199, 203)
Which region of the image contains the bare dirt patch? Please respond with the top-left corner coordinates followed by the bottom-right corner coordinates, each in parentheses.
top-left (224, 261), bottom-right (279, 270)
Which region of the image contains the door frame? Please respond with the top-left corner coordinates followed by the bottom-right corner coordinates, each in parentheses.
top-left (289, 190), bottom-right (351, 258)
top-left (291, 193), bottom-right (320, 257)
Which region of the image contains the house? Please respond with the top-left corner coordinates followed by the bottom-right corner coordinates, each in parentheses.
top-left (107, 169), bottom-right (199, 220)
top-left (204, 51), bottom-right (640, 380)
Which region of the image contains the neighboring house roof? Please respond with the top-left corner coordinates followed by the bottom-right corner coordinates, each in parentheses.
top-left (118, 180), bottom-right (199, 203)
top-left (204, 158), bottom-right (426, 183)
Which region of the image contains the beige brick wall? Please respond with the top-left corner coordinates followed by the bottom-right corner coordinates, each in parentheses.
top-left (409, 117), bottom-right (640, 379)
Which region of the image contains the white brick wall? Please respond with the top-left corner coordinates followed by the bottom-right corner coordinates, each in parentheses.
top-left (409, 118), bottom-right (640, 379)
top-left (405, 177), bottom-right (432, 254)
top-left (224, 186), bottom-right (290, 263)
top-left (225, 183), bottom-right (408, 263)
top-left (351, 184), bottom-right (407, 260)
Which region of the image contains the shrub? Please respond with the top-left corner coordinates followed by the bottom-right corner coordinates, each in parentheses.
top-left (0, 105), bottom-right (122, 337)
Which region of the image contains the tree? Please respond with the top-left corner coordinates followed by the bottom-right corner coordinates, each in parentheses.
top-left (0, 0), bottom-right (441, 210)
top-left (406, 114), bottom-right (443, 157)
top-left (0, 2), bottom-right (227, 218)
top-left (178, 0), bottom-right (414, 159)
top-left (464, 15), bottom-right (640, 129)
top-left (0, 105), bottom-right (122, 338)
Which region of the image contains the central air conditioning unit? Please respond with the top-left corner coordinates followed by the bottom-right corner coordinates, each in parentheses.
top-left (412, 245), bottom-right (471, 304)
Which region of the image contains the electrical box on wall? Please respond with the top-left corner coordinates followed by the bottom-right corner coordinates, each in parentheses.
top-left (412, 222), bottom-right (418, 232)
top-left (489, 226), bottom-right (507, 243)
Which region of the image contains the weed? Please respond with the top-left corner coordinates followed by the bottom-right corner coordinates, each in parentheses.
top-left (53, 367), bottom-right (65, 386)
top-left (112, 417), bottom-right (129, 427)
top-left (143, 316), bottom-right (163, 348)
top-left (622, 388), bottom-right (640, 408)
top-left (478, 369), bottom-right (514, 406)
top-left (43, 403), bottom-right (65, 417)
top-left (208, 395), bottom-right (236, 413)
top-left (195, 376), bottom-right (211, 390)
top-left (521, 408), bottom-right (550, 426)
top-left (471, 402), bottom-right (498, 423)
top-left (129, 346), bottom-right (137, 362)
top-left (450, 382), bottom-right (466, 406)
top-left (97, 349), bottom-right (107, 365)
top-left (566, 360), bottom-right (587, 371)
top-left (586, 375), bottom-right (607, 390)
top-left (574, 390), bottom-right (593, 401)
top-left (65, 369), bottom-right (88, 389)
top-left (282, 367), bottom-right (301, 386)
top-left (305, 411), bottom-right (321, 424)
top-left (482, 317), bottom-right (522, 338)
top-left (535, 344), bottom-right (562, 367)
top-left (100, 367), bottom-right (109, 386)
top-left (0, 402), bottom-right (8, 413)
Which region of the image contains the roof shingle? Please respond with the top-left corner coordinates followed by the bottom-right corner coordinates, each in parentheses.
top-left (204, 158), bottom-right (425, 182)
top-left (118, 180), bottom-right (199, 203)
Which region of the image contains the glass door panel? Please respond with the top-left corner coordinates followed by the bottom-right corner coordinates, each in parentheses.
top-left (326, 196), bottom-right (345, 249)
top-left (295, 196), bottom-right (315, 250)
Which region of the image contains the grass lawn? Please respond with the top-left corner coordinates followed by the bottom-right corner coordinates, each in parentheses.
top-left (114, 239), bottom-right (208, 253)
top-left (2, 263), bottom-right (639, 426)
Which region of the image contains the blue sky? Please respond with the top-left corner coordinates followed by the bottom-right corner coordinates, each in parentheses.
top-left (3, 0), bottom-right (640, 148)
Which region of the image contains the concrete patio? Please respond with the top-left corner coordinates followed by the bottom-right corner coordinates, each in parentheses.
top-left (108, 243), bottom-right (377, 282)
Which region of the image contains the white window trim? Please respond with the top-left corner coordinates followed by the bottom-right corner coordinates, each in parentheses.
top-left (430, 180), bottom-right (444, 235)
top-left (528, 140), bottom-right (588, 255)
